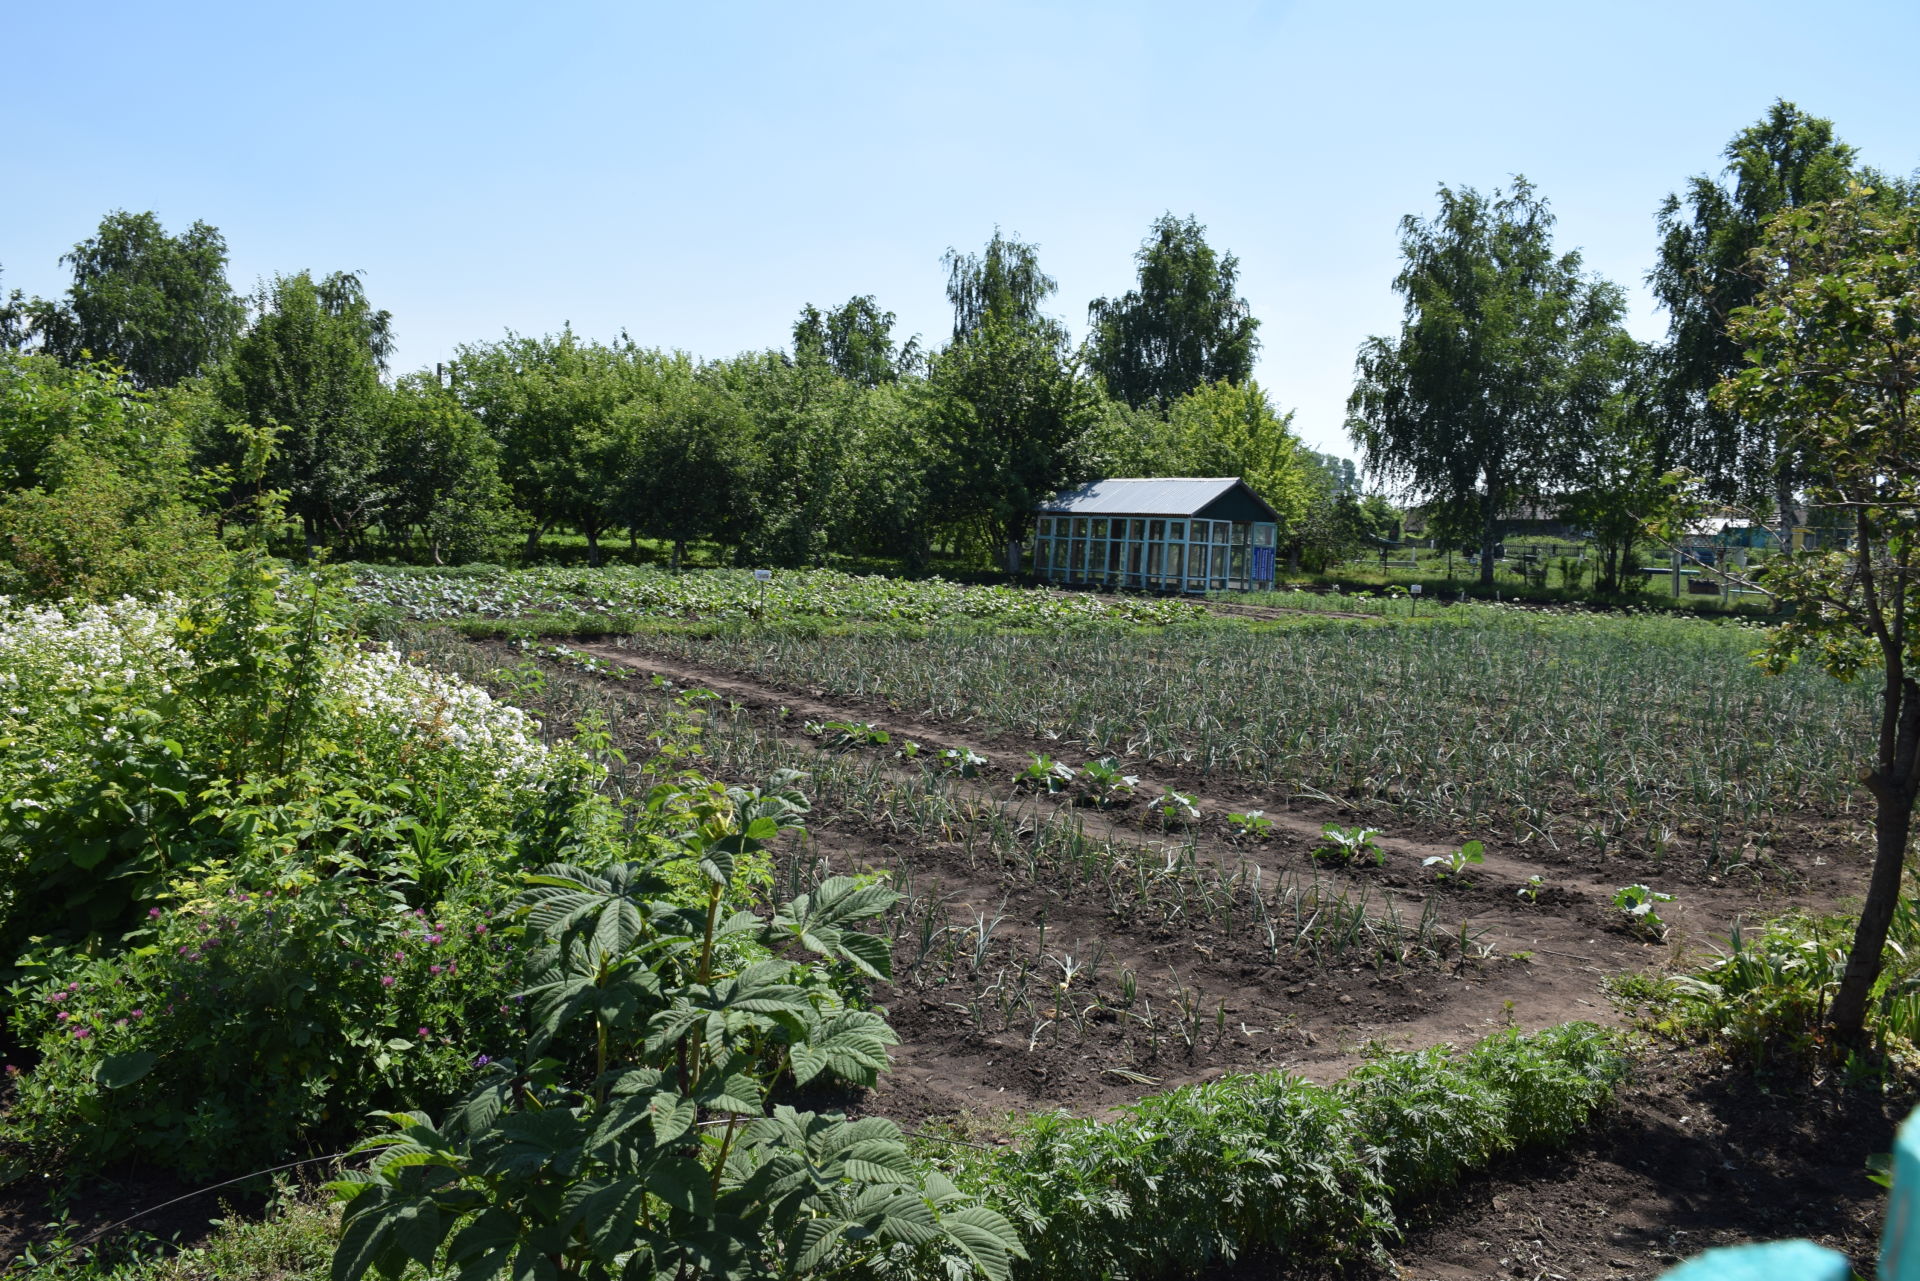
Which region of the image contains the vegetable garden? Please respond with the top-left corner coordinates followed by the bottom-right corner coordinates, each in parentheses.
top-left (0, 565), bottom-right (1905, 1280)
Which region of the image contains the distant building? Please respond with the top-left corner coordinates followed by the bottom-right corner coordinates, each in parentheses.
top-left (1029, 477), bottom-right (1279, 592)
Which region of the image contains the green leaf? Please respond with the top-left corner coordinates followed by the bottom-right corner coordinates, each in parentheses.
top-left (92, 1049), bottom-right (157, 1089)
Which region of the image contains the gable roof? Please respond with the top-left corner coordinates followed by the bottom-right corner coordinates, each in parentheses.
top-left (1037, 477), bottom-right (1279, 521)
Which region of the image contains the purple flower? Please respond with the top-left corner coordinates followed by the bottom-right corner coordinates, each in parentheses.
top-left (392, 951), bottom-right (405, 962)
top-left (48, 991), bottom-right (66, 1003)
top-left (380, 976), bottom-right (396, 987)
top-left (130, 1009), bottom-right (144, 1019)
top-left (474, 924), bottom-right (488, 936)
top-left (148, 907), bottom-right (162, 919)
top-left (71, 1027), bottom-right (91, 1039)
top-left (417, 1026), bottom-right (430, 1038)
top-left (426, 933), bottom-right (443, 945)
top-left (56, 1012), bottom-right (69, 1022)
top-left (473, 1054), bottom-right (490, 1067)
top-left (429, 965), bottom-right (443, 975)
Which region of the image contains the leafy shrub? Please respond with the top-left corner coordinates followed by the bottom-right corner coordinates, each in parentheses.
top-left (4, 865), bottom-right (524, 1177)
top-left (330, 825), bottom-right (1022, 1281)
top-left (935, 1023), bottom-right (1624, 1281)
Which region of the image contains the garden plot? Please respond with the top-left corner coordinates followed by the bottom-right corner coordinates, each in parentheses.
top-left (414, 626), bottom-right (1868, 1125)
top-left (624, 610), bottom-right (1873, 886)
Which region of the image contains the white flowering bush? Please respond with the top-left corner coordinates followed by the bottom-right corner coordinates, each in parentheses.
top-left (0, 560), bottom-right (575, 964)
top-left (0, 557), bottom-right (623, 1178)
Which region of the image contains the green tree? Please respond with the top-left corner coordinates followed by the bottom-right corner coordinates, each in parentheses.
top-left (920, 313), bottom-right (1093, 552)
top-left (48, 210), bottom-right (245, 389)
top-left (0, 353), bottom-right (225, 599)
top-left (377, 375), bottom-right (519, 563)
top-left (942, 229), bottom-right (1063, 343)
top-left (1165, 379), bottom-right (1310, 533)
top-left (1556, 339), bottom-right (1674, 595)
top-left (621, 369), bottom-right (753, 570)
top-left (1348, 179), bottom-right (1626, 588)
top-left (1651, 100), bottom-right (1858, 511)
top-left (792, 295), bottom-right (911, 386)
top-left (456, 332), bottom-right (659, 562)
top-left (1720, 185), bottom-right (1920, 1044)
top-left (1087, 213), bottom-right (1261, 407)
top-left (214, 272), bottom-right (389, 550)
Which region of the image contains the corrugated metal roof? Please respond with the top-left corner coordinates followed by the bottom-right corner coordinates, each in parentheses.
top-left (1038, 477), bottom-right (1251, 516)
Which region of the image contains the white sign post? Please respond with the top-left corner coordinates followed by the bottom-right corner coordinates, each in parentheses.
top-left (753, 569), bottom-right (771, 617)
top-left (1409, 582), bottom-right (1422, 616)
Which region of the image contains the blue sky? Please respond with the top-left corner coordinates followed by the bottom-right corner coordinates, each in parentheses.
top-left (5, 0), bottom-right (1917, 458)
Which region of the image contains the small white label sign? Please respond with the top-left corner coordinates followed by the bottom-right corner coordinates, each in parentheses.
top-left (753, 570), bottom-right (772, 581)
top-left (1409, 583), bottom-right (1422, 594)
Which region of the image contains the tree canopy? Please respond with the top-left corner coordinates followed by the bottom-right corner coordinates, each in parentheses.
top-left (1720, 184), bottom-right (1920, 1043)
top-left (1087, 214), bottom-right (1260, 407)
top-left (48, 210), bottom-right (245, 389)
top-left (1651, 100), bottom-right (1859, 509)
top-left (1348, 179), bottom-right (1627, 586)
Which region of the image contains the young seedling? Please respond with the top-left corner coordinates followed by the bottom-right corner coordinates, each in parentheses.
top-left (808, 719), bottom-right (890, 751)
top-left (1517, 874), bottom-right (1545, 904)
top-left (937, 746), bottom-right (987, 778)
top-left (1227, 810), bottom-right (1275, 839)
top-left (1016, 753), bottom-right (1077, 794)
top-left (1423, 839), bottom-right (1485, 881)
top-left (1080, 756), bottom-right (1139, 806)
top-left (1613, 884), bottom-right (1674, 939)
top-left (1156, 790), bottom-right (1201, 824)
top-left (1315, 823), bottom-right (1384, 867)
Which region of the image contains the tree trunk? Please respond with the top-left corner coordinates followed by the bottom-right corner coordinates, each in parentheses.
top-left (671, 539), bottom-right (684, 573)
top-left (524, 521), bottom-right (546, 560)
top-left (1479, 486), bottom-right (1499, 590)
top-left (585, 527), bottom-right (601, 567)
top-left (1829, 674), bottom-right (1920, 1043)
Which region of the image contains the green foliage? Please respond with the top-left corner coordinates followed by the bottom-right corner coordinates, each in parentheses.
top-left (1720, 182), bottom-right (1920, 1041)
top-left (1086, 213), bottom-right (1260, 407)
top-left (4, 866), bottom-right (523, 1176)
top-left (328, 840), bottom-right (1023, 1281)
top-left (45, 210), bottom-right (245, 391)
top-left (1653, 99), bottom-right (1861, 504)
top-left (1349, 177), bottom-right (1629, 586)
top-left (935, 1023), bottom-right (1624, 1281)
top-left (793, 295), bottom-right (908, 388)
top-left (1315, 823), bottom-right (1383, 867)
top-left (211, 272), bottom-right (392, 548)
top-left (376, 375), bottom-right (520, 564)
top-left (346, 562), bottom-right (1207, 630)
top-left (1422, 840), bottom-right (1485, 880)
top-left (1015, 753), bottom-right (1077, 794)
top-left (1612, 884), bottom-right (1673, 938)
top-left (1662, 901), bottom-right (1920, 1075)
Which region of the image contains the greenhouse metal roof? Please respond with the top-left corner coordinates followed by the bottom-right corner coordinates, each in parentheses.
top-left (1037, 477), bottom-right (1278, 520)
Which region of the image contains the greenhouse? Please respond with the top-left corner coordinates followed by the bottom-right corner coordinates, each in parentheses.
top-left (1030, 477), bottom-right (1279, 592)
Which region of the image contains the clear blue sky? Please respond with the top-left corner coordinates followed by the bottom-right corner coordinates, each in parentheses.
top-left (5, 0), bottom-right (1916, 458)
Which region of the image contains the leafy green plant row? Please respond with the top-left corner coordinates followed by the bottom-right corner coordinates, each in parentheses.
top-left (624, 606), bottom-right (1869, 868)
top-left (929, 1022), bottom-right (1625, 1281)
top-left (421, 633), bottom-right (1450, 979)
top-left (346, 563), bottom-right (1206, 630)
